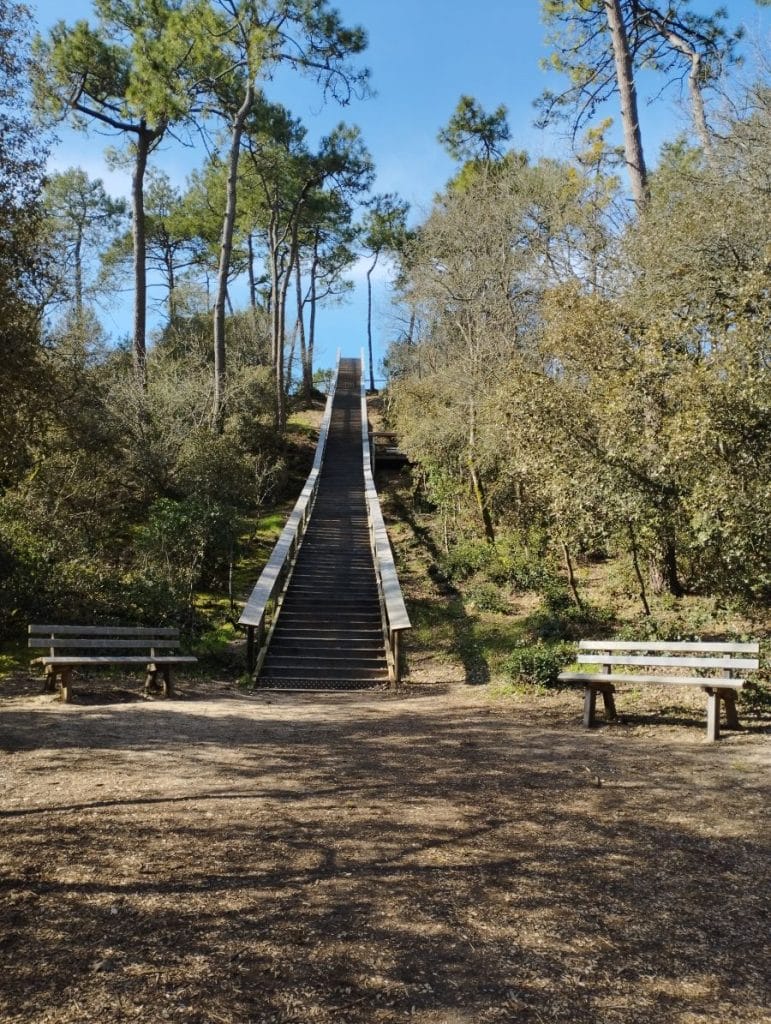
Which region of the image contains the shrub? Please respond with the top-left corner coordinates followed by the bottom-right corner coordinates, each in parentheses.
top-left (466, 581), bottom-right (510, 613)
top-left (524, 598), bottom-right (616, 642)
top-left (490, 530), bottom-right (553, 591)
top-left (441, 538), bottom-right (497, 581)
top-left (504, 641), bottom-right (576, 688)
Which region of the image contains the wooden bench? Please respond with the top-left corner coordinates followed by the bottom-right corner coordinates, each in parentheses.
top-left (559, 640), bottom-right (760, 741)
top-left (29, 625), bottom-right (198, 703)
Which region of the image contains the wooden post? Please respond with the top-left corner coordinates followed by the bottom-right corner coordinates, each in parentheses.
top-left (705, 687), bottom-right (720, 742)
top-left (583, 686), bottom-right (597, 728)
top-left (60, 669), bottom-right (73, 704)
top-left (601, 652), bottom-right (616, 720)
top-left (392, 630), bottom-right (400, 687)
top-left (43, 665), bottom-right (57, 694)
top-left (246, 626), bottom-right (256, 673)
top-left (600, 684), bottom-right (618, 721)
top-left (721, 690), bottom-right (740, 730)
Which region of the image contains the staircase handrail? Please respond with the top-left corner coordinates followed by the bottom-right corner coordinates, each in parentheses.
top-left (238, 359), bottom-right (339, 670)
top-left (360, 360), bottom-right (411, 682)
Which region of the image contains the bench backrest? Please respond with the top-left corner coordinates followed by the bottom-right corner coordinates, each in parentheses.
top-left (578, 640), bottom-right (759, 675)
top-left (28, 625), bottom-right (180, 657)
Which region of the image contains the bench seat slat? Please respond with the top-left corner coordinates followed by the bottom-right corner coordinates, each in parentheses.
top-left (29, 625), bottom-right (179, 637)
top-left (29, 638), bottom-right (181, 650)
top-left (559, 672), bottom-right (744, 690)
top-left (578, 640), bottom-right (759, 654)
top-left (36, 656), bottom-right (198, 666)
top-left (577, 654), bottom-right (758, 670)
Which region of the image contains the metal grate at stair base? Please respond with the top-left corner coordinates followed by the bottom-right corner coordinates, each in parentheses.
top-left (254, 678), bottom-right (389, 692)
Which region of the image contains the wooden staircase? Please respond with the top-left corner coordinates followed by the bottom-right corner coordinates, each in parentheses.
top-left (255, 359), bottom-right (390, 689)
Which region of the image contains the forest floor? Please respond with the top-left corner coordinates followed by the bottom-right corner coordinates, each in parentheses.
top-left (1, 667), bottom-right (769, 1024)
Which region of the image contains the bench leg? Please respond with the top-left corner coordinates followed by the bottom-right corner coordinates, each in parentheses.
top-left (583, 686), bottom-right (597, 728)
top-left (145, 667), bottom-right (173, 697)
top-left (720, 690), bottom-right (740, 730)
top-left (59, 669), bottom-right (73, 704)
top-left (42, 666), bottom-right (58, 694)
top-left (705, 688), bottom-right (720, 741)
top-left (161, 667), bottom-right (173, 698)
top-left (600, 685), bottom-right (618, 721)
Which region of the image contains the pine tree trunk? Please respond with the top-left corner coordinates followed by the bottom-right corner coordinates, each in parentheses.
top-left (366, 253), bottom-right (378, 391)
top-left (604, 0), bottom-right (649, 211)
top-left (295, 259), bottom-right (310, 404)
top-left (213, 82), bottom-right (254, 432)
top-left (306, 242), bottom-right (319, 399)
top-left (74, 233), bottom-right (83, 322)
top-left (131, 129), bottom-right (151, 386)
top-left (247, 232), bottom-right (257, 309)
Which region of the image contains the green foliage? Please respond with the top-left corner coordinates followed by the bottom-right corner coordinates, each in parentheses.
top-left (390, 76), bottom-right (771, 614)
top-left (438, 94), bottom-right (510, 164)
top-left (440, 538), bottom-right (497, 582)
top-left (0, 0), bottom-right (48, 489)
top-left (466, 582), bottom-right (509, 614)
top-left (738, 680), bottom-right (771, 717)
top-left (504, 641), bottom-right (576, 688)
top-left (523, 595), bottom-right (616, 642)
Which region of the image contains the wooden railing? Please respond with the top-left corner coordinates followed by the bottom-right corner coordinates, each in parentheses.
top-left (238, 360), bottom-right (339, 673)
top-left (360, 360), bottom-right (411, 683)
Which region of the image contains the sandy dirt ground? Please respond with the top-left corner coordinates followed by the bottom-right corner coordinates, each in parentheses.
top-left (1, 673), bottom-right (769, 1024)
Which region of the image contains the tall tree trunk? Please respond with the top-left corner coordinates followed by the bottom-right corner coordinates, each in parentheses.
top-left (626, 520), bottom-right (651, 616)
top-left (275, 231), bottom-right (300, 432)
top-left (268, 219), bottom-right (282, 425)
top-left (561, 541), bottom-right (583, 609)
top-left (73, 232), bottom-right (83, 322)
top-left (604, 0), bottom-right (649, 211)
top-left (468, 398), bottom-right (495, 544)
top-left (295, 258), bottom-right (310, 404)
top-left (166, 250), bottom-right (176, 323)
top-left (247, 232), bottom-right (257, 309)
top-left (307, 240), bottom-right (319, 398)
top-left (213, 82), bottom-right (254, 432)
top-left (132, 128), bottom-right (152, 386)
top-left (366, 252), bottom-right (378, 391)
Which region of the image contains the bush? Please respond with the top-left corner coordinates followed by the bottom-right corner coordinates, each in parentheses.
top-left (524, 598), bottom-right (616, 642)
top-left (504, 641), bottom-right (576, 688)
top-left (441, 538), bottom-right (497, 582)
top-left (616, 606), bottom-right (711, 642)
top-left (490, 530), bottom-right (553, 591)
top-left (466, 581), bottom-right (510, 613)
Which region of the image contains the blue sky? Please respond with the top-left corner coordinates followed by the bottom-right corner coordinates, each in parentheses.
top-left (32, 0), bottom-right (771, 378)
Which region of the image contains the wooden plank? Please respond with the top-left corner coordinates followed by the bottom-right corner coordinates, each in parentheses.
top-left (29, 638), bottom-right (180, 650)
top-left (577, 654), bottom-right (758, 670)
top-left (37, 656), bottom-right (197, 665)
top-left (578, 640), bottom-right (759, 654)
top-left (29, 625), bottom-right (179, 637)
top-left (558, 672), bottom-right (744, 689)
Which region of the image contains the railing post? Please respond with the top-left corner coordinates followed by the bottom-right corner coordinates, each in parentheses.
top-left (246, 626), bottom-right (256, 673)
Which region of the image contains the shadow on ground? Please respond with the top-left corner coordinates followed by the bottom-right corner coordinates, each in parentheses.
top-left (0, 684), bottom-right (768, 1024)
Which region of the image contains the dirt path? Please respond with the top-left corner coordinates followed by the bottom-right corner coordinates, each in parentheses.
top-left (1, 678), bottom-right (769, 1024)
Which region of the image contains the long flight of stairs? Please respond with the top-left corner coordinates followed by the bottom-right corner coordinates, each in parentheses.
top-left (256, 359), bottom-right (390, 689)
